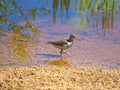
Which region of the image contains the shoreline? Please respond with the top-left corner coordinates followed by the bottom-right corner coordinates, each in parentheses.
top-left (0, 65), bottom-right (120, 90)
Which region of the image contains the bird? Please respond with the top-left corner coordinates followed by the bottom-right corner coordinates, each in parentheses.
top-left (48, 34), bottom-right (80, 57)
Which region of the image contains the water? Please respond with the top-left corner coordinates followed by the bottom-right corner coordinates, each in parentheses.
top-left (0, 0), bottom-right (120, 68)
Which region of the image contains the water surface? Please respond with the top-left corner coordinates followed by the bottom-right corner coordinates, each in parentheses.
top-left (0, 0), bottom-right (120, 68)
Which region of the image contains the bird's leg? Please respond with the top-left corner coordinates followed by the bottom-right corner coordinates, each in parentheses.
top-left (60, 49), bottom-right (63, 57)
top-left (64, 52), bottom-right (71, 57)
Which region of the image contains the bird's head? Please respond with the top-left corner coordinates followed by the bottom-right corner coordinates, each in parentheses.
top-left (70, 34), bottom-right (80, 41)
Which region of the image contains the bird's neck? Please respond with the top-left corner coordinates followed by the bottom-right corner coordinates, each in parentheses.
top-left (67, 38), bottom-right (74, 42)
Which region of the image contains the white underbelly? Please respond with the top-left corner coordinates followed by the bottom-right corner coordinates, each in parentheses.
top-left (54, 42), bottom-right (73, 49)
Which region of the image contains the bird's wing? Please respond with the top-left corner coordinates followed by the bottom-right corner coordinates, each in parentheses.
top-left (49, 40), bottom-right (68, 46)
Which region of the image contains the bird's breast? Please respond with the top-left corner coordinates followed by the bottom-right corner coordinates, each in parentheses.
top-left (64, 41), bottom-right (72, 47)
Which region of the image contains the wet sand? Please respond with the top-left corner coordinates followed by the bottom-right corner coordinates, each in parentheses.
top-left (0, 65), bottom-right (120, 90)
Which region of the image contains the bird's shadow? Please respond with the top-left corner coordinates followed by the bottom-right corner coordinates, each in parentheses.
top-left (35, 53), bottom-right (60, 58)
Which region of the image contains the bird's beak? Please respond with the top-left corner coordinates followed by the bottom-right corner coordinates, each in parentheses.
top-left (75, 37), bottom-right (81, 41)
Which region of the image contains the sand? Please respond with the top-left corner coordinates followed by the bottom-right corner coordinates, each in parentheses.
top-left (0, 65), bottom-right (120, 90)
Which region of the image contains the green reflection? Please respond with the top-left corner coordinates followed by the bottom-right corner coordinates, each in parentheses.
top-left (52, 0), bottom-right (118, 36)
top-left (52, 0), bottom-right (70, 23)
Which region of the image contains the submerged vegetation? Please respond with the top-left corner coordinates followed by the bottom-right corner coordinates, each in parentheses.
top-left (47, 58), bottom-right (71, 67)
top-left (0, 29), bottom-right (37, 63)
top-left (0, 0), bottom-right (46, 61)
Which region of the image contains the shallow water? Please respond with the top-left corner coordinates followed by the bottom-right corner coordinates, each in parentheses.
top-left (0, 0), bottom-right (120, 68)
top-left (31, 18), bottom-right (120, 68)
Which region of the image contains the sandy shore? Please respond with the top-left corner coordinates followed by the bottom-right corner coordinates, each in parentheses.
top-left (0, 65), bottom-right (120, 90)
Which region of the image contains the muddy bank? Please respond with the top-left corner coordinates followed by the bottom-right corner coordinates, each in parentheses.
top-left (0, 65), bottom-right (120, 90)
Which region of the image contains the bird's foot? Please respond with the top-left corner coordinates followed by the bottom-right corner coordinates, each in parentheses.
top-left (65, 52), bottom-right (71, 57)
top-left (62, 52), bottom-right (71, 58)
